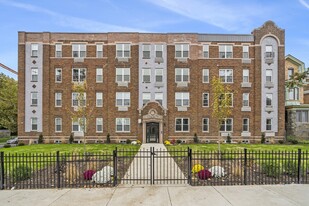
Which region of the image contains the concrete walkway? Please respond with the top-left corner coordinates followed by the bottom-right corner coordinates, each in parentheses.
top-left (0, 184), bottom-right (308, 206)
top-left (121, 144), bottom-right (186, 185)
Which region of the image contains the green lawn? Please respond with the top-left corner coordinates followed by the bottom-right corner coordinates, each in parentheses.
top-left (0, 143), bottom-right (140, 154)
top-left (166, 143), bottom-right (309, 152)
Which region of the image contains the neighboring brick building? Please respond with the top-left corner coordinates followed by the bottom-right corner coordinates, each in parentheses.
top-left (18, 21), bottom-right (286, 144)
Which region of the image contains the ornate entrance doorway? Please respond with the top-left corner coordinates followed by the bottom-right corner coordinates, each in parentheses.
top-left (146, 122), bottom-right (159, 143)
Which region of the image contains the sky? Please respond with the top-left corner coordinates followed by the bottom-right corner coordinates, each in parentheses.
top-left (0, 0), bottom-right (309, 79)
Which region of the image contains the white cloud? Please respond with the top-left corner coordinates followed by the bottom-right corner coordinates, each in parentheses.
top-left (299, 0), bottom-right (309, 9)
top-left (146, 0), bottom-right (269, 31)
top-left (0, 0), bottom-right (146, 32)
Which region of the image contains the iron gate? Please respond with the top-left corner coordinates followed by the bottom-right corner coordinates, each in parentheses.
top-left (116, 147), bottom-right (190, 185)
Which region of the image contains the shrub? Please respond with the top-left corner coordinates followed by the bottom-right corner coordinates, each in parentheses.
top-left (69, 134), bottom-right (74, 144)
top-left (164, 140), bottom-right (171, 145)
top-left (13, 165), bottom-right (32, 181)
top-left (106, 133), bottom-right (111, 144)
top-left (136, 140), bottom-right (141, 145)
top-left (18, 142), bottom-right (25, 146)
top-left (192, 164), bottom-right (204, 174)
top-left (287, 136), bottom-right (298, 144)
top-left (3, 144), bottom-right (11, 148)
top-left (226, 134), bottom-right (231, 144)
top-left (283, 161), bottom-right (298, 177)
top-left (83, 170), bottom-right (96, 180)
top-left (176, 139), bottom-right (182, 144)
top-left (38, 134), bottom-right (44, 144)
top-left (261, 161), bottom-right (281, 178)
top-left (261, 132), bottom-right (265, 144)
top-left (198, 169), bottom-right (212, 180)
top-left (278, 140), bottom-right (284, 144)
top-left (193, 133), bottom-right (199, 143)
top-left (126, 139), bottom-right (131, 144)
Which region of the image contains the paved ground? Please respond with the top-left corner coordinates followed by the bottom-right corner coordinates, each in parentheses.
top-left (0, 184), bottom-right (308, 206)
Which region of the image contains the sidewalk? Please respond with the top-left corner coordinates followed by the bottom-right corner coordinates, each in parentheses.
top-left (0, 184), bottom-right (308, 206)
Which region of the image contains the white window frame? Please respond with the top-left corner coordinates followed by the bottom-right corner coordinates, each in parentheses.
top-left (55, 92), bottom-right (62, 107)
top-left (243, 69), bottom-right (249, 83)
top-left (155, 44), bottom-right (163, 58)
top-left (96, 68), bottom-right (103, 83)
top-left (288, 68), bottom-right (294, 79)
top-left (202, 118), bottom-right (209, 132)
top-left (55, 117), bottom-right (62, 132)
top-left (72, 68), bottom-right (86, 82)
top-left (96, 44), bottom-right (103, 58)
top-left (266, 69), bottom-right (272, 83)
top-left (116, 68), bottom-right (130, 83)
top-left (219, 69), bottom-right (233, 83)
top-left (175, 92), bottom-right (190, 107)
top-left (96, 92), bottom-right (103, 107)
top-left (287, 88), bottom-right (300, 101)
top-left (72, 92), bottom-right (86, 107)
top-left (72, 43), bottom-right (86, 58)
top-left (31, 67), bottom-right (38, 82)
top-left (265, 45), bottom-right (273, 57)
top-left (242, 118), bottom-right (249, 132)
top-left (142, 44), bottom-right (151, 59)
top-left (116, 92), bottom-right (130, 107)
top-left (31, 44), bottom-right (38, 57)
top-left (116, 43), bottom-right (130, 58)
top-left (31, 117), bottom-right (38, 131)
top-left (219, 45), bottom-right (233, 58)
top-left (142, 68), bottom-right (151, 83)
top-left (219, 93), bottom-right (233, 107)
top-left (266, 118), bottom-right (272, 131)
top-left (220, 118), bottom-right (233, 132)
top-left (266, 93), bottom-right (273, 106)
top-left (203, 44), bottom-right (209, 58)
top-left (31, 92), bottom-right (38, 106)
top-left (242, 45), bottom-right (249, 59)
top-left (55, 68), bottom-right (62, 83)
top-left (175, 44), bottom-right (189, 58)
top-left (55, 43), bottom-right (62, 58)
top-left (175, 68), bottom-right (189, 82)
top-left (142, 92), bottom-right (151, 105)
top-left (155, 93), bottom-right (163, 105)
top-left (175, 118), bottom-right (190, 132)
top-left (203, 69), bottom-right (209, 83)
top-left (202, 93), bottom-right (209, 107)
top-left (155, 68), bottom-right (163, 83)
top-left (96, 118), bottom-right (103, 133)
top-left (116, 118), bottom-right (130, 132)
top-left (72, 118), bottom-right (86, 132)
top-left (243, 93), bottom-right (249, 107)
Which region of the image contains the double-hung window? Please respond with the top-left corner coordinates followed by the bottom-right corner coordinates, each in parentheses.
top-left (116, 43), bottom-right (130, 58)
top-left (203, 69), bottom-right (209, 83)
top-left (219, 93), bottom-right (233, 107)
top-left (175, 92), bottom-right (189, 107)
top-left (155, 68), bottom-right (163, 83)
top-left (219, 45), bottom-right (232, 58)
top-left (296, 110), bottom-right (309, 122)
top-left (287, 88), bottom-right (299, 100)
top-left (72, 92), bottom-right (86, 107)
top-left (266, 93), bottom-right (272, 106)
top-left (116, 68), bottom-right (130, 82)
top-left (72, 68), bottom-right (86, 82)
top-left (243, 93), bottom-right (249, 107)
top-left (142, 93), bottom-right (151, 105)
top-left (31, 92), bottom-right (38, 106)
top-left (203, 44), bottom-right (209, 58)
top-left (220, 118), bottom-right (233, 132)
top-left (55, 43), bottom-right (62, 58)
top-left (142, 44), bottom-right (150, 59)
top-left (55, 68), bottom-right (62, 83)
top-left (31, 67), bottom-right (38, 82)
top-left (219, 69), bottom-right (233, 83)
top-left (55, 92), bottom-right (62, 107)
top-left (31, 117), bottom-right (38, 131)
top-left (96, 44), bottom-right (103, 58)
top-left (175, 118), bottom-right (189, 132)
top-left (72, 118), bottom-right (86, 132)
top-left (288, 68), bottom-right (294, 79)
top-left (55, 118), bottom-right (62, 132)
top-left (31, 44), bottom-right (38, 57)
top-left (243, 69), bottom-right (249, 83)
top-left (72, 44), bottom-right (86, 58)
top-left (266, 69), bottom-right (272, 83)
top-left (142, 68), bottom-right (151, 83)
top-left (265, 45), bottom-right (273, 58)
top-left (116, 92), bottom-right (130, 107)
top-left (202, 93), bottom-right (209, 107)
top-left (155, 44), bottom-right (163, 58)
top-left (266, 119), bottom-right (272, 131)
top-left (96, 68), bottom-right (103, 83)
top-left (242, 45), bottom-right (249, 59)
top-left (243, 118), bottom-right (249, 132)
top-left (116, 118), bottom-right (130, 132)
top-left (175, 44), bottom-right (189, 58)
top-left (96, 92), bottom-right (103, 107)
top-left (175, 68), bottom-right (189, 82)
top-left (155, 93), bottom-right (163, 105)
top-left (202, 118), bottom-right (209, 132)
top-left (96, 118), bottom-right (103, 132)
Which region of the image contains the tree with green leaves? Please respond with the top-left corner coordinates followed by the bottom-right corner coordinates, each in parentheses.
top-left (0, 73), bottom-right (17, 134)
top-left (211, 76), bottom-right (233, 153)
top-left (285, 70), bottom-right (308, 89)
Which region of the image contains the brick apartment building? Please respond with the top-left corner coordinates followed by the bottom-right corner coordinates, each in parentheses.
top-left (18, 21), bottom-right (285, 144)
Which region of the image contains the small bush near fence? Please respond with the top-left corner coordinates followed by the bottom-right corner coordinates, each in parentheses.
top-left (13, 165), bottom-right (32, 181)
top-left (261, 161), bottom-right (281, 178)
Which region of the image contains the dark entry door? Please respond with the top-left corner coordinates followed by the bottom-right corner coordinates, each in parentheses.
top-left (146, 122), bottom-right (159, 143)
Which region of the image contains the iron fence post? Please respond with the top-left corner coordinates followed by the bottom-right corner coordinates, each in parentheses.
top-left (244, 148), bottom-right (247, 185)
top-left (56, 151), bottom-right (60, 188)
top-left (188, 148), bottom-right (192, 185)
top-left (297, 149), bottom-right (302, 184)
top-left (0, 152), bottom-right (4, 190)
top-left (113, 148), bottom-right (118, 186)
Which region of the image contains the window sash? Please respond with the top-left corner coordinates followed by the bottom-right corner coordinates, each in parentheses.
top-left (266, 119), bottom-right (272, 131)
top-left (96, 93), bottom-right (103, 107)
top-left (143, 44), bottom-right (151, 59)
top-left (55, 93), bottom-right (62, 107)
top-left (96, 118), bottom-right (103, 132)
top-left (31, 117), bottom-right (38, 131)
top-left (155, 45), bottom-right (163, 58)
top-left (116, 68), bottom-right (130, 82)
top-left (116, 43), bottom-right (130, 58)
top-left (243, 69), bottom-right (249, 83)
top-left (242, 118), bottom-right (249, 132)
top-left (142, 68), bottom-right (151, 83)
top-left (266, 94), bottom-right (272, 106)
top-left (219, 69), bottom-right (233, 83)
top-left (72, 68), bottom-right (86, 82)
top-left (203, 45), bottom-right (209, 58)
top-left (55, 68), bottom-right (62, 82)
top-left (175, 92), bottom-right (189, 107)
top-left (116, 92), bottom-right (130, 106)
top-left (175, 118), bottom-right (189, 132)
top-left (175, 68), bottom-right (189, 82)
top-left (203, 93), bottom-right (209, 107)
top-left (142, 93), bottom-right (151, 105)
top-left (96, 68), bottom-right (103, 82)
top-left (155, 93), bottom-right (163, 105)
top-left (155, 68), bottom-right (163, 82)
top-left (266, 70), bottom-right (272, 82)
top-left (243, 93), bottom-right (249, 107)
top-left (72, 44), bottom-right (86, 58)
top-left (72, 92), bottom-right (86, 107)
top-left (175, 44), bottom-right (189, 58)
top-left (55, 118), bottom-right (62, 132)
top-left (220, 118), bottom-right (233, 132)
top-left (219, 45), bottom-right (233, 58)
top-left (31, 44), bottom-right (38, 57)
top-left (243, 45), bottom-right (249, 58)
top-left (96, 44), bottom-right (103, 58)
top-left (203, 69), bottom-right (209, 83)
top-left (116, 118), bottom-right (130, 132)
top-left (202, 118), bottom-right (209, 132)
top-left (31, 92), bottom-right (38, 106)
top-left (31, 68), bottom-right (38, 82)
